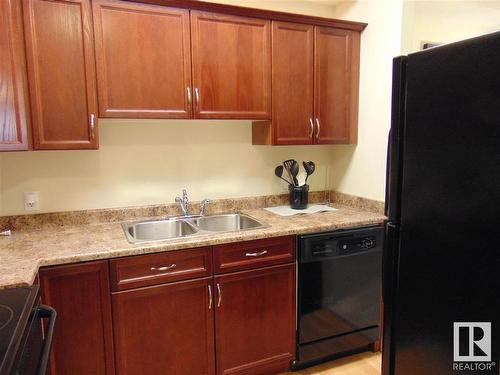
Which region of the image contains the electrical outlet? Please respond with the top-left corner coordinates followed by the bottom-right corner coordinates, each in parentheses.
top-left (24, 192), bottom-right (40, 211)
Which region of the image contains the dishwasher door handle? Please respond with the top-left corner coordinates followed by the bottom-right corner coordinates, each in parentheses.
top-left (37, 305), bottom-right (57, 375)
top-left (312, 249), bottom-right (334, 256)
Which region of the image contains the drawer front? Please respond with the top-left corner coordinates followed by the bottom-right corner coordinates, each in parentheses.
top-left (213, 236), bottom-right (295, 274)
top-left (110, 247), bottom-right (212, 291)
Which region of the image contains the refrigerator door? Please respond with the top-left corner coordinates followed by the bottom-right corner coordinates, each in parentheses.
top-left (388, 32), bottom-right (500, 375)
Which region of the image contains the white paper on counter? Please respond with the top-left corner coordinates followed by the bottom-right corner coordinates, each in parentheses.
top-left (264, 204), bottom-right (338, 217)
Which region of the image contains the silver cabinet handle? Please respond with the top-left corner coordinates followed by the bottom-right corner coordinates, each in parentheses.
top-left (245, 250), bottom-right (268, 257)
top-left (194, 87), bottom-right (200, 112)
top-left (187, 87), bottom-right (192, 107)
top-left (90, 113), bottom-right (95, 140)
top-left (208, 284), bottom-right (213, 309)
top-left (315, 118), bottom-right (321, 139)
top-left (150, 264), bottom-right (176, 272)
top-left (309, 118), bottom-right (314, 138)
top-left (216, 283), bottom-right (222, 307)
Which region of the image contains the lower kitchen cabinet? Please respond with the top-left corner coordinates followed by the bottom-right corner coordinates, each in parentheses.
top-left (214, 263), bottom-right (296, 375)
top-left (39, 261), bottom-right (115, 375)
top-left (112, 277), bottom-right (215, 375)
top-left (38, 238), bottom-right (297, 375)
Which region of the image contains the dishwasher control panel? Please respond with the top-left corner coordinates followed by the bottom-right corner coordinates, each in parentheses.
top-left (299, 226), bottom-right (383, 262)
top-left (338, 236), bottom-right (376, 254)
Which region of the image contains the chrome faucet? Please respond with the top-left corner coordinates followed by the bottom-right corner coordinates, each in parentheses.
top-left (175, 189), bottom-right (190, 216)
top-left (199, 199), bottom-right (210, 216)
top-left (175, 190), bottom-right (210, 217)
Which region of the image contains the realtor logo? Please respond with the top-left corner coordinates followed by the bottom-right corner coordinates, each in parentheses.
top-left (454, 322), bottom-right (491, 362)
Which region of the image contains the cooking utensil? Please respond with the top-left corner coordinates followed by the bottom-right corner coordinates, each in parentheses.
top-left (303, 161), bottom-right (316, 183)
top-left (283, 159), bottom-right (298, 186)
top-left (274, 165), bottom-right (292, 185)
top-left (290, 160), bottom-right (300, 186)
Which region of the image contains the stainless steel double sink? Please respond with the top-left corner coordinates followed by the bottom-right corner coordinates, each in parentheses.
top-left (122, 213), bottom-right (269, 244)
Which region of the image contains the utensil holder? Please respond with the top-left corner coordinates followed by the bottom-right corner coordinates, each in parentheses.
top-left (289, 184), bottom-right (309, 210)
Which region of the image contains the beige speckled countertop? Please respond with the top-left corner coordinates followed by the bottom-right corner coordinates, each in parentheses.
top-left (0, 204), bottom-right (385, 289)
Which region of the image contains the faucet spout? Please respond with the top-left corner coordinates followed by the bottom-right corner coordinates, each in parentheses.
top-left (182, 189), bottom-right (190, 216)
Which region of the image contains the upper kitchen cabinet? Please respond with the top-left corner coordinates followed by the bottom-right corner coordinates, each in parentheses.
top-left (23, 0), bottom-right (99, 150)
top-left (268, 21), bottom-right (315, 145)
top-left (0, 0), bottom-right (31, 151)
top-left (92, 0), bottom-right (192, 118)
top-left (252, 23), bottom-right (362, 145)
top-left (190, 11), bottom-right (272, 119)
top-left (314, 27), bottom-right (360, 144)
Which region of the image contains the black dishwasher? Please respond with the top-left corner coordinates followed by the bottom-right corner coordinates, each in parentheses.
top-left (293, 225), bottom-right (383, 370)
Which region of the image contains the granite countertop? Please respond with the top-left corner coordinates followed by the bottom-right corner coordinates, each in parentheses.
top-left (0, 204), bottom-right (386, 289)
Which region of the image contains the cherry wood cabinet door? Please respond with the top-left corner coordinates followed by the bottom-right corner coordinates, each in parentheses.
top-left (23, 0), bottom-right (98, 150)
top-left (0, 0), bottom-right (31, 151)
top-left (314, 27), bottom-right (360, 144)
top-left (112, 277), bottom-right (215, 375)
top-left (39, 261), bottom-right (115, 375)
top-left (272, 21), bottom-right (314, 145)
top-left (214, 264), bottom-right (296, 375)
top-left (191, 11), bottom-right (271, 119)
top-left (93, 0), bottom-right (192, 119)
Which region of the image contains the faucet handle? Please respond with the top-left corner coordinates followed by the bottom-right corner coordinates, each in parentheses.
top-left (199, 199), bottom-right (211, 216)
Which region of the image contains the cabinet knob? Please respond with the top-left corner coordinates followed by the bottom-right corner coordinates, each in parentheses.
top-left (245, 250), bottom-right (268, 257)
top-left (208, 284), bottom-right (213, 309)
top-left (150, 264), bottom-right (176, 272)
top-left (89, 113), bottom-right (95, 140)
top-left (216, 283), bottom-right (222, 307)
top-left (194, 87), bottom-right (200, 112)
top-left (187, 87), bottom-right (192, 107)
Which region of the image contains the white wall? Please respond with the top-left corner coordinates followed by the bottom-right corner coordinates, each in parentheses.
top-left (0, 121), bottom-right (336, 215)
top-left (329, 0), bottom-right (404, 201)
top-left (200, 0), bottom-right (339, 18)
top-left (402, 1), bottom-right (500, 54)
top-left (0, 0), bottom-right (345, 216)
top-left (1, 0), bottom-right (409, 215)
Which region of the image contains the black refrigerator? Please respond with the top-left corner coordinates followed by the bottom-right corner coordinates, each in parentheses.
top-left (383, 32), bottom-right (500, 375)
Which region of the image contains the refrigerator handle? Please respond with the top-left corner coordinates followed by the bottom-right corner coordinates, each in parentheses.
top-left (385, 56), bottom-right (408, 221)
top-left (384, 128), bottom-right (394, 217)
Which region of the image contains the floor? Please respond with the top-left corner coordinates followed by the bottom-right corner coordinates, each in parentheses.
top-left (283, 352), bottom-right (382, 375)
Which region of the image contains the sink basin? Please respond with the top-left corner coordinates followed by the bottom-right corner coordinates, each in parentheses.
top-left (122, 213), bottom-right (268, 244)
top-left (187, 214), bottom-right (267, 232)
top-left (123, 219), bottom-right (199, 243)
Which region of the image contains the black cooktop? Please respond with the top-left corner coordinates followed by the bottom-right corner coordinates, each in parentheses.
top-left (0, 286), bottom-right (39, 374)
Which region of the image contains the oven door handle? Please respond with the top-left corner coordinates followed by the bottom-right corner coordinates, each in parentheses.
top-left (37, 305), bottom-right (57, 375)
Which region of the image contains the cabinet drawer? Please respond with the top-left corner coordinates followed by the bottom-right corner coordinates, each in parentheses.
top-left (213, 236), bottom-right (295, 274)
top-left (110, 247), bottom-right (212, 291)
